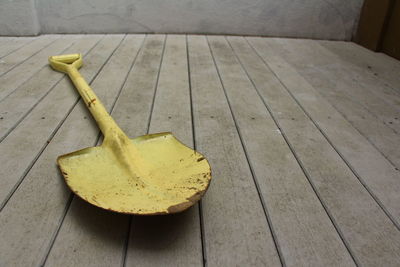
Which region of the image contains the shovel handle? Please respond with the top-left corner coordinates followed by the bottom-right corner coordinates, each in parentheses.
top-left (49, 54), bottom-right (124, 138)
top-left (49, 54), bottom-right (83, 73)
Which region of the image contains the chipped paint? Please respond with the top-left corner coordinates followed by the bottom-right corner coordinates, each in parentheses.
top-left (49, 54), bottom-right (212, 215)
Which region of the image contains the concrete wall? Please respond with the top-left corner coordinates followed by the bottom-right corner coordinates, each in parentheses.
top-left (2, 0), bottom-right (364, 40)
top-left (0, 0), bottom-right (40, 35)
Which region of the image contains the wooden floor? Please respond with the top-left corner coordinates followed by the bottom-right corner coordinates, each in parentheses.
top-left (0, 34), bottom-right (400, 266)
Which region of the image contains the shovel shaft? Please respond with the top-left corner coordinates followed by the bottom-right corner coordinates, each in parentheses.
top-left (67, 66), bottom-right (124, 137)
top-left (48, 53), bottom-right (127, 139)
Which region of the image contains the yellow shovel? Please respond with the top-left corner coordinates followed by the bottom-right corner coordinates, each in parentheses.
top-left (49, 54), bottom-right (211, 215)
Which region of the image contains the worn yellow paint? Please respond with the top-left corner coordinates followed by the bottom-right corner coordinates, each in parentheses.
top-left (49, 54), bottom-right (211, 215)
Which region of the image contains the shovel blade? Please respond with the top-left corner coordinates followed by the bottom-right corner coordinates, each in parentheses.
top-left (58, 133), bottom-right (211, 215)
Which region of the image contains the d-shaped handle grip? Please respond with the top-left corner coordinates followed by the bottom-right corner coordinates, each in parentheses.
top-left (48, 53), bottom-right (83, 73)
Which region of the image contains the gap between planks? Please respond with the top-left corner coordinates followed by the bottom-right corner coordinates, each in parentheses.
top-left (42, 34), bottom-right (142, 266)
top-left (245, 36), bottom-right (400, 265)
top-left (0, 35), bottom-right (127, 266)
top-left (0, 35), bottom-right (104, 143)
top-left (1, 34), bottom-right (399, 267)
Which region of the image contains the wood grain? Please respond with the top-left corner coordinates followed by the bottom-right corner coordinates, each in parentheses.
top-left (266, 39), bottom-right (400, 143)
top-left (0, 34), bottom-right (125, 267)
top-left (0, 35), bottom-right (55, 76)
top-left (208, 35), bottom-right (354, 267)
top-left (0, 35), bottom-right (79, 101)
top-left (0, 37), bottom-right (34, 58)
top-left (318, 40), bottom-right (400, 93)
top-left (188, 35), bottom-right (281, 267)
top-left (0, 35), bottom-right (102, 141)
top-left (231, 36), bottom-right (400, 266)
top-left (125, 35), bottom-right (203, 267)
top-left (0, 35), bottom-right (399, 266)
top-left (248, 37), bottom-right (400, 226)
top-left (44, 34), bottom-right (145, 267)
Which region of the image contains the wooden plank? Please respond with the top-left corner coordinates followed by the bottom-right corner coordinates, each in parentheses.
top-left (45, 34), bottom-right (166, 266)
top-left (322, 40), bottom-right (400, 110)
top-left (111, 35), bottom-right (165, 138)
top-left (264, 38), bottom-right (400, 169)
top-left (0, 35), bottom-right (125, 266)
top-left (314, 40), bottom-right (400, 110)
top-left (207, 36), bottom-right (354, 266)
top-left (0, 36), bottom-right (16, 49)
top-left (318, 41), bottom-right (400, 92)
top-left (0, 38), bottom-right (13, 50)
top-left (229, 36), bottom-right (400, 266)
top-left (43, 34), bottom-right (145, 267)
top-left (0, 35), bottom-right (77, 101)
top-left (0, 35), bottom-right (122, 207)
top-left (187, 35), bottom-right (281, 267)
top-left (125, 35), bottom-right (203, 267)
top-left (248, 37), bottom-right (400, 227)
top-left (0, 37), bottom-right (34, 58)
top-left (0, 35), bottom-right (55, 76)
top-left (267, 38), bottom-right (400, 133)
top-left (0, 35), bottom-right (102, 142)
top-left (0, 37), bottom-right (15, 43)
